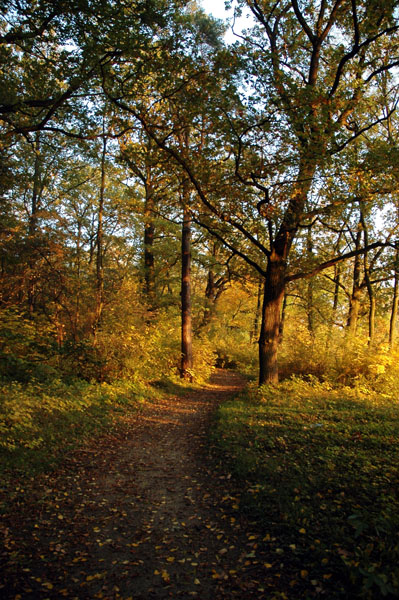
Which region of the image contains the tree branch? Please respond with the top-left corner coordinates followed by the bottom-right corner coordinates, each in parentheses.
top-left (328, 23), bottom-right (399, 97)
top-left (286, 241), bottom-right (394, 283)
top-left (291, 0), bottom-right (315, 44)
top-left (193, 216), bottom-right (267, 277)
top-left (104, 91), bottom-right (271, 258)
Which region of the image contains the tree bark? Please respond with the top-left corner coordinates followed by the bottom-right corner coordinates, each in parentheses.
top-left (143, 170), bottom-right (156, 307)
top-left (251, 276), bottom-right (263, 343)
top-left (306, 229), bottom-right (315, 335)
top-left (93, 134), bottom-right (106, 343)
top-left (279, 292), bottom-right (287, 343)
top-left (200, 244), bottom-right (227, 330)
top-left (259, 253), bottom-right (286, 385)
top-left (346, 230), bottom-right (362, 336)
top-left (389, 247), bottom-right (399, 347)
top-left (360, 208), bottom-right (375, 345)
top-left (181, 198), bottom-right (193, 379)
top-left (27, 131), bottom-right (42, 315)
top-left (258, 157), bottom-right (316, 384)
top-left (333, 262), bottom-right (341, 315)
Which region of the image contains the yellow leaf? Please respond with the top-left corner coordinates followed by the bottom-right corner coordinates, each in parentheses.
top-left (299, 528), bottom-right (306, 534)
top-left (194, 578), bottom-right (200, 585)
top-left (161, 569), bottom-right (170, 582)
top-left (264, 563), bottom-right (273, 569)
top-left (166, 557), bottom-right (175, 563)
top-left (301, 570), bottom-right (308, 578)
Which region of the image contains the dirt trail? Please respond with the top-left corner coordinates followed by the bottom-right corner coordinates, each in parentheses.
top-left (1, 370), bottom-right (272, 599)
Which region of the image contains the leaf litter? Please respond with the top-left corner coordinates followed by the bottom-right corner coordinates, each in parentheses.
top-left (0, 370), bottom-right (280, 599)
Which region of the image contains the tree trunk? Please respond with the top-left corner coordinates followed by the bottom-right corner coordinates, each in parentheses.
top-left (389, 247), bottom-right (399, 347)
top-left (368, 296), bottom-right (376, 343)
top-left (306, 229), bottom-right (315, 336)
top-left (200, 260), bottom-right (227, 330)
top-left (27, 132), bottom-right (42, 315)
top-left (258, 253), bottom-right (286, 385)
top-left (200, 268), bottom-right (217, 330)
top-left (279, 292), bottom-right (287, 343)
top-left (333, 262), bottom-right (341, 314)
top-left (346, 230), bottom-right (362, 336)
top-left (73, 221), bottom-right (82, 342)
top-left (93, 135), bottom-right (106, 343)
top-left (251, 276), bottom-right (263, 343)
top-left (258, 157), bottom-right (316, 384)
top-left (143, 166), bottom-right (156, 307)
top-left (181, 199), bottom-right (193, 379)
top-left (359, 205), bottom-right (376, 345)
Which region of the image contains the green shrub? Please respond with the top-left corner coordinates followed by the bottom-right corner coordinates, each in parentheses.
top-left (0, 309), bottom-right (59, 382)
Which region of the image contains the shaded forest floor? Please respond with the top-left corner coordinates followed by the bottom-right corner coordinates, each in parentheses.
top-left (0, 370), bottom-right (276, 600)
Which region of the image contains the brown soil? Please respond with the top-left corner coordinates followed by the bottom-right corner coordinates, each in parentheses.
top-left (0, 370), bottom-right (273, 599)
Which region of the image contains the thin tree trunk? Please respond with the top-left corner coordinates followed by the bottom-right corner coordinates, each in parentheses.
top-left (251, 276), bottom-right (263, 343)
top-left (73, 221), bottom-right (82, 342)
top-left (144, 166), bottom-right (156, 307)
top-left (333, 262), bottom-right (341, 314)
top-left (389, 247), bottom-right (399, 347)
top-left (28, 132), bottom-right (41, 315)
top-left (347, 230), bottom-right (362, 336)
top-left (279, 292), bottom-right (287, 343)
top-left (359, 205), bottom-right (375, 344)
top-left (181, 194), bottom-right (193, 380)
top-left (200, 244), bottom-right (227, 330)
top-left (203, 269), bottom-right (215, 325)
top-left (93, 134), bottom-right (106, 343)
top-left (306, 229), bottom-right (315, 335)
top-left (368, 296), bottom-right (376, 343)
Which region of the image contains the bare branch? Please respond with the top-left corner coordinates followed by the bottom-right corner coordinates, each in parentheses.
top-left (0, 11), bottom-right (58, 45)
top-left (104, 91), bottom-right (271, 258)
top-left (193, 216), bottom-right (267, 277)
top-left (331, 103), bottom-right (398, 154)
top-left (329, 24), bottom-right (399, 97)
top-left (286, 241), bottom-right (394, 283)
top-left (291, 0), bottom-right (315, 44)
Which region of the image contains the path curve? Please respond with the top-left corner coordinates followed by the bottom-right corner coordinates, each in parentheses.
top-left (1, 370), bottom-right (272, 599)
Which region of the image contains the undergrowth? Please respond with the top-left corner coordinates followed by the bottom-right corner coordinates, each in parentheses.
top-left (0, 378), bottom-right (160, 477)
top-left (211, 377), bottom-right (399, 600)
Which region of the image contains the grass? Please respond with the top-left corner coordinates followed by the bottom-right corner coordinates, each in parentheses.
top-left (0, 377), bottom-right (159, 477)
top-left (211, 376), bottom-right (399, 599)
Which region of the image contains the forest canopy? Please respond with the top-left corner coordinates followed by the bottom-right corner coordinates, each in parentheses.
top-left (1, 0), bottom-right (399, 386)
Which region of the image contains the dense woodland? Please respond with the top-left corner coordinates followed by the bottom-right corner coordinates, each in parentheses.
top-left (2, 3), bottom-right (399, 598)
top-left (2, 0), bottom-right (399, 387)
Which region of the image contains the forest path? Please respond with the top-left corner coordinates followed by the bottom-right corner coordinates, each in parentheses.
top-left (1, 370), bottom-right (272, 599)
